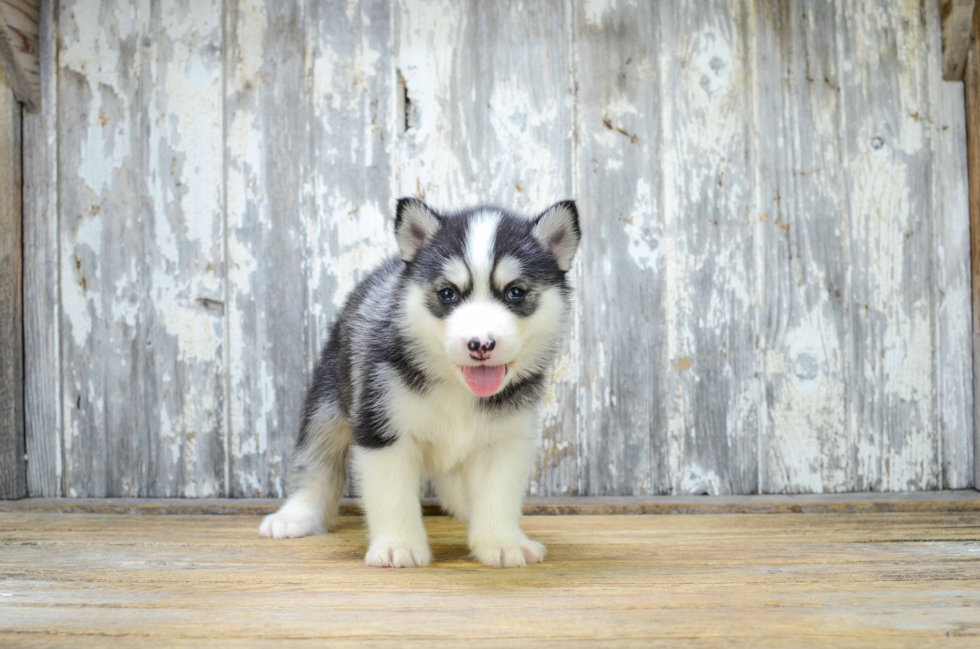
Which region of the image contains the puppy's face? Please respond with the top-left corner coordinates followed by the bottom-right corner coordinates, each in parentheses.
top-left (395, 199), bottom-right (580, 398)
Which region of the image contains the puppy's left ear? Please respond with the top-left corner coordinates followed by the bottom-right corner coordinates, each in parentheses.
top-left (395, 197), bottom-right (441, 262)
top-left (533, 200), bottom-right (580, 271)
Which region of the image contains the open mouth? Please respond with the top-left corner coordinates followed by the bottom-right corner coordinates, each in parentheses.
top-left (461, 364), bottom-right (507, 397)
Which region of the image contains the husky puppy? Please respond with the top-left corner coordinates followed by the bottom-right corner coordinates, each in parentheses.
top-left (259, 198), bottom-right (580, 568)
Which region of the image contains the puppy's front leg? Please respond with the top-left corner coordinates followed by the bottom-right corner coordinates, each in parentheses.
top-left (464, 437), bottom-right (545, 568)
top-left (355, 440), bottom-right (431, 568)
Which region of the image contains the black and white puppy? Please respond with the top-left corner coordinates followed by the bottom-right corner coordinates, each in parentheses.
top-left (259, 198), bottom-right (580, 568)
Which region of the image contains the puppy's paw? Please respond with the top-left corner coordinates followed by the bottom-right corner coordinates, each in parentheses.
top-left (471, 535), bottom-right (546, 568)
top-left (364, 539), bottom-right (432, 568)
top-left (258, 501), bottom-right (325, 539)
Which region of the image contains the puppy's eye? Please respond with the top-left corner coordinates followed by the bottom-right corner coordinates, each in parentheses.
top-left (438, 287), bottom-right (457, 303)
top-left (506, 286), bottom-right (527, 302)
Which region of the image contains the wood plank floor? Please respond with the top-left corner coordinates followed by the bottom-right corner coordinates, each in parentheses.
top-left (1, 509), bottom-right (980, 647)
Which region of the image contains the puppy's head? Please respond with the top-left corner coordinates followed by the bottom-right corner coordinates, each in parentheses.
top-left (395, 198), bottom-right (580, 398)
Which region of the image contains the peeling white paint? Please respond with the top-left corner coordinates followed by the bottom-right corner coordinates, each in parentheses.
top-left (60, 0), bottom-right (142, 195)
top-left (233, 0), bottom-right (266, 93)
top-left (582, 0), bottom-right (630, 27)
top-left (323, 197), bottom-right (392, 309)
top-left (624, 177), bottom-right (660, 271)
top-left (62, 216), bottom-right (103, 348)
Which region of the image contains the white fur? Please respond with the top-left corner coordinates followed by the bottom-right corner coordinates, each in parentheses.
top-left (258, 493), bottom-right (327, 539)
top-left (356, 439), bottom-right (432, 568)
top-left (493, 256), bottom-right (523, 291)
top-left (444, 300), bottom-right (519, 367)
top-left (362, 376), bottom-right (544, 567)
top-left (507, 286), bottom-right (566, 380)
top-left (465, 211), bottom-right (501, 299)
top-left (441, 256), bottom-right (471, 291)
top-left (434, 472), bottom-right (469, 522)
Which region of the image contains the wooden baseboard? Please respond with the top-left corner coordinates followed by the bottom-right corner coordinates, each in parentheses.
top-left (2, 490), bottom-right (979, 516)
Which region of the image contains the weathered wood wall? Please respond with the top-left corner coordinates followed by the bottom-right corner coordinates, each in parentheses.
top-left (967, 0), bottom-right (980, 492)
top-left (21, 0), bottom-right (975, 498)
top-left (1, 50), bottom-right (26, 498)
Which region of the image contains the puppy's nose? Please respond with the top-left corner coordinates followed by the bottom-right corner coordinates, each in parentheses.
top-left (467, 336), bottom-right (496, 360)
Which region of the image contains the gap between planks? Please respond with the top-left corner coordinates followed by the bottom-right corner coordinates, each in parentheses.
top-left (2, 490), bottom-right (980, 517)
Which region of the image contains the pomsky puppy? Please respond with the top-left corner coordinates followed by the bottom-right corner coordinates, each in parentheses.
top-left (259, 198), bottom-right (580, 568)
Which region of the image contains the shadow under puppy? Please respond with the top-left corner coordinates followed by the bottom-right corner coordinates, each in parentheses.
top-left (260, 198), bottom-right (580, 568)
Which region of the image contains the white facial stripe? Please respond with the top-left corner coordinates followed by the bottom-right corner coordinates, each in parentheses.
top-left (464, 211), bottom-right (501, 299)
top-left (493, 255), bottom-right (523, 292)
top-left (441, 257), bottom-right (471, 291)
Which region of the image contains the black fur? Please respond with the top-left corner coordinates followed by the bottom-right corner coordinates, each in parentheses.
top-left (480, 371), bottom-right (547, 413)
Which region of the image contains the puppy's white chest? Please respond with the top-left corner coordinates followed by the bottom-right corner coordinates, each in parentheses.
top-left (391, 382), bottom-right (527, 475)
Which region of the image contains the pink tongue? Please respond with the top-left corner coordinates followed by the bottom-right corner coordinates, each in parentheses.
top-left (462, 365), bottom-right (506, 397)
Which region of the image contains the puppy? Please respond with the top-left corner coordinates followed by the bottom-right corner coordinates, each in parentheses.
top-left (259, 198), bottom-right (580, 567)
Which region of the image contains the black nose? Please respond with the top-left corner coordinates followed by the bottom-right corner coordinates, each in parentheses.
top-left (467, 338), bottom-right (496, 354)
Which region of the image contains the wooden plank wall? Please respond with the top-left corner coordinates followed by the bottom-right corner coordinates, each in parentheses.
top-left (21, 0), bottom-right (57, 497)
top-left (20, 0), bottom-right (975, 498)
top-left (967, 0), bottom-right (980, 491)
top-left (1, 49), bottom-right (26, 498)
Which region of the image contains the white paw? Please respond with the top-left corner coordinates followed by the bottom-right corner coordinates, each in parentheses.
top-left (471, 536), bottom-right (546, 568)
top-left (258, 501), bottom-right (325, 539)
top-left (364, 539), bottom-right (432, 568)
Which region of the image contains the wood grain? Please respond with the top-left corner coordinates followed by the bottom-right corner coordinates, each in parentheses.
top-left (21, 0), bottom-right (59, 496)
top-left (1, 510), bottom-right (979, 646)
top-left (57, 0), bottom-right (146, 497)
top-left (0, 0), bottom-right (40, 111)
top-left (752, 0), bottom-right (850, 493)
top-left (0, 58), bottom-right (26, 499)
top-left (930, 0), bottom-right (975, 488)
top-left (659, 0), bottom-right (759, 494)
top-left (572, 0), bottom-right (667, 496)
top-left (940, 0), bottom-right (976, 80)
top-left (841, 0), bottom-right (940, 491)
top-left (55, 0), bottom-right (226, 497)
top-left (141, 0), bottom-right (226, 497)
top-left (967, 0), bottom-right (980, 491)
top-left (224, 0), bottom-right (314, 497)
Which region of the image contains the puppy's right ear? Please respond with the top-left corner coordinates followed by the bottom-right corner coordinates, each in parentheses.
top-left (395, 198), bottom-right (441, 262)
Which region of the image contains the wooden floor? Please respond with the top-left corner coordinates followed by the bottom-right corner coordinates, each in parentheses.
top-left (2, 503), bottom-right (980, 647)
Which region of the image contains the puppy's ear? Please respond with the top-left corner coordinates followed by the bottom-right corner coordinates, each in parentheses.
top-left (533, 200), bottom-right (580, 271)
top-left (395, 198), bottom-right (441, 262)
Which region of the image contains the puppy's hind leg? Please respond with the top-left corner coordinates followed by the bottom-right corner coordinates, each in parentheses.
top-left (259, 400), bottom-right (351, 539)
